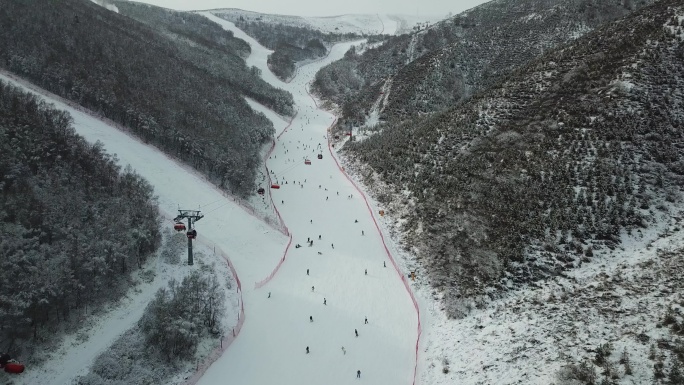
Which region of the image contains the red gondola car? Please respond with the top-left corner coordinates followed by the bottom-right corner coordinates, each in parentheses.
top-left (257, 187), bottom-right (265, 195)
top-left (317, 154), bottom-right (323, 159)
top-left (173, 222), bottom-right (186, 231)
top-left (271, 184), bottom-right (280, 189)
top-left (186, 229), bottom-right (197, 239)
top-left (304, 159), bottom-right (311, 165)
top-left (3, 361), bottom-right (24, 374)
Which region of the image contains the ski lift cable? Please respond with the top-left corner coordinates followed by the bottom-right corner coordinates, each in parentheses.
top-left (271, 160), bottom-right (306, 179)
top-left (202, 200), bottom-right (233, 216)
top-left (196, 198), bottom-right (224, 210)
top-left (271, 156), bottom-right (306, 174)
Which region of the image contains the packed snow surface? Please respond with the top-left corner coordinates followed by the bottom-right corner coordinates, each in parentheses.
top-left (195, 16), bottom-right (419, 385)
top-left (208, 8), bottom-right (444, 35)
top-left (0, 15), bottom-right (419, 385)
top-left (7, 7), bottom-right (680, 385)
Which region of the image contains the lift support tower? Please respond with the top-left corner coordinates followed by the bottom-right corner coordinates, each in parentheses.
top-left (174, 209), bottom-right (203, 265)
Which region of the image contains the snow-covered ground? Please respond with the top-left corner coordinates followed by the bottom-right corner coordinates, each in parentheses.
top-left (192, 17), bottom-right (419, 385)
top-left (208, 8), bottom-right (443, 35)
top-left (4, 9), bottom-right (682, 385)
top-left (0, 17), bottom-right (420, 385)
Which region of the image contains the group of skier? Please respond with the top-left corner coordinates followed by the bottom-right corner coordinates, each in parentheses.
top-left (264, 123), bottom-right (385, 380)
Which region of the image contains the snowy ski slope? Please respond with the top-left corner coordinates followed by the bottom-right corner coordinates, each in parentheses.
top-left (194, 16), bottom-right (419, 385)
top-left (0, 15), bottom-right (420, 385)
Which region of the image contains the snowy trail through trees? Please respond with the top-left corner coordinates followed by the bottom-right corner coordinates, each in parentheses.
top-left (0, 17), bottom-right (418, 385)
top-left (193, 18), bottom-right (419, 385)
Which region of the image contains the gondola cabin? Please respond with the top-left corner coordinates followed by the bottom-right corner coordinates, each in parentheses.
top-left (257, 187), bottom-right (265, 195)
top-left (187, 229), bottom-right (197, 239)
top-left (317, 154), bottom-right (323, 159)
top-left (346, 132), bottom-right (352, 136)
top-left (4, 362), bottom-right (24, 374)
top-left (304, 159), bottom-right (312, 165)
top-left (271, 184), bottom-right (280, 189)
top-left (173, 222), bottom-right (186, 232)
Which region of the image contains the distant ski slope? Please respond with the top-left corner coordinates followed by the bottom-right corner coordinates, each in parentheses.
top-left (207, 9), bottom-right (445, 35)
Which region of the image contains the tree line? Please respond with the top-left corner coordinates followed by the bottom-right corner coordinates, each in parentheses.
top-left (0, 80), bottom-right (161, 356)
top-left (345, 0), bottom-right (684, 316)
top-left (0, 0), bottom-right (294, 197)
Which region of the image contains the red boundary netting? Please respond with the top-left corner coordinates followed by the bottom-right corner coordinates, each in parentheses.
top-left (183, 238), bottom-right (245, 385)
top-left (253, 112), bottom-right (297, 289)
top-left (254, 234), bottom-right (292, 289)
top-left (261, 111), bottom-right (297, 235)
top-left (323, 119), bottom-right (423, 384)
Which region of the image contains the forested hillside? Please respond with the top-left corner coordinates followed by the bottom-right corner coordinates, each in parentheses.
top-left (315, 0), bottom-right (654, 129)
top-left (0, 81), bottom-right (160, 356)
top-left (212, 10), bottom-right (366, 80)
top-left (0, 0), bottom-right (294, 197)
top-left (345, 0), bottom-right (684, 317)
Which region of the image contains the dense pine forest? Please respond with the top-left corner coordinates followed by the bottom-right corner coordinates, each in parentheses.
top-left (0, 0), bottom-right (294, 197)
top-left (314, 0), bottom-right (655, 130)
top-left (343, 0), bottom-right (684, 316)
top-left (0, 81), bottom-right (160, 356)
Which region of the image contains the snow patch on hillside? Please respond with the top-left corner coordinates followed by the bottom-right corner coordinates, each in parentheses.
top-left (207, 8), bottom-right (442, 35)
top-left (90, 0), bottom-right (118, 13)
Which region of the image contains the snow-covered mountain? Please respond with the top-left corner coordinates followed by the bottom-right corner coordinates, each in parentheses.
top-left (2, 1), bottom-right (684, 385)
top-left (206, 8), bottom-right (444, 35)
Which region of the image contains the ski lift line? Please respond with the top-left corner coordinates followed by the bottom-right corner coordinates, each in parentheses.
top-left (196, 198), bottom-right (224, 210)
top-left (202, 200), bottom-right (233, 216)
top-left (262, 139), bottom-right (289, 233)
top-left (326, 118), bottom-right (422, 385)
top-left (271, 160), bottom-right (302, 175)
top-left (270, 160), bottom-right (305, 179)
